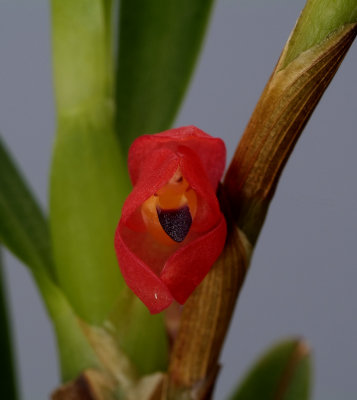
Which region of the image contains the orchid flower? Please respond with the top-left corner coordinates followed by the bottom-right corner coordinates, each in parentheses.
top-left (115, 126), bottom-right (227, 313)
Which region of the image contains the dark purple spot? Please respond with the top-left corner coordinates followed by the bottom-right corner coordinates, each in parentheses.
top-left (157, 205), bottom-right (192, 242)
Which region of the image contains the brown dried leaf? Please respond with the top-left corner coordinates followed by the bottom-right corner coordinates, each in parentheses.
top-left (224, 23), bottom-right (357, 243)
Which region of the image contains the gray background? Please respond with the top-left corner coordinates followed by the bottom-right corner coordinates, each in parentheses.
top-left (1, 0), bottom-right (356, 399)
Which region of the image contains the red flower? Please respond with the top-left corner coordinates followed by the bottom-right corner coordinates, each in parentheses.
top-left (115, 126), bottom-right (227, 313)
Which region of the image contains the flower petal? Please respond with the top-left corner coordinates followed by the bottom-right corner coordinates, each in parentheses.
top-left (178, 146), bottom-right (221, 231)
top-left (122, 149), bottom-right (179, 230)
top-left (160, 215), bottom-right (227, 304)
top-left (115, 222), bottom-right (174, 313)
top-left (129, 126), bottom-right (226, 189)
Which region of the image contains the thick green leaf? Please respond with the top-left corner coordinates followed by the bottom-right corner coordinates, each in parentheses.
top-left (282, 0), bottom-right (357, 67)
top-left (116, 0), bottom-right (215, 153)
top-left (0, 136), bottom-right (54, 278)
top-left (228, 339), bottom-right (312, 400)
top-left (0, 247), bottom-right (18, 400)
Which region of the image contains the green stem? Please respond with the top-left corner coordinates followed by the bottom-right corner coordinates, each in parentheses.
top-left (0, 247), bottom-right (19, 400)
top-left (51, 0), bottom-right (112, 114)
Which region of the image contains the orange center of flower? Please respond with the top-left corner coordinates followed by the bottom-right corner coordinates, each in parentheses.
top-left (141, 169), bottom-right (197, 246)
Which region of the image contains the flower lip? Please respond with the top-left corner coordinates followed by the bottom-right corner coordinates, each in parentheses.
top-left (141, 166), bottom-right (197, 245)
top-left (157, 205), bottom-right (192, 243)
